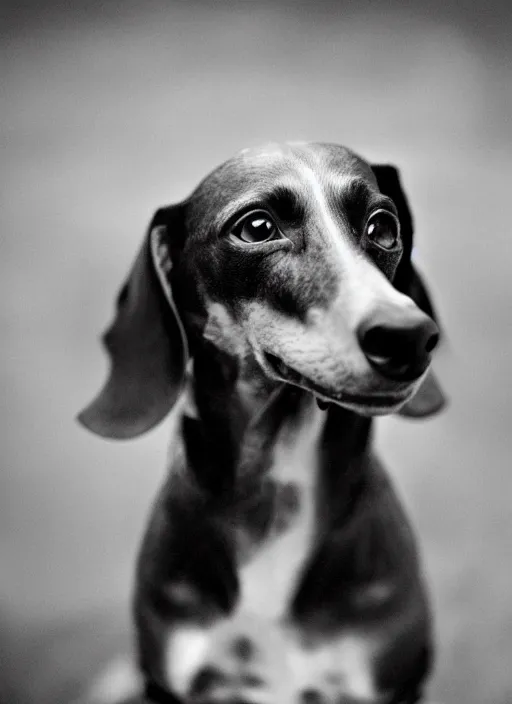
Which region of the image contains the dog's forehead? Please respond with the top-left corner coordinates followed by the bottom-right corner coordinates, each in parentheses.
top-left (188, 143), bottom-right (377, 221)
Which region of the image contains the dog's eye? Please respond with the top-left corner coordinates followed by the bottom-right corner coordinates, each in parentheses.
top-left (231, 213), bottom-right (278, 244)
top-left (365, 211), bottom-right (400, 250)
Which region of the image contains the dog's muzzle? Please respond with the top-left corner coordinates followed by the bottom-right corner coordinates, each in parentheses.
top-left (357, 307), bottom-right (439, 382)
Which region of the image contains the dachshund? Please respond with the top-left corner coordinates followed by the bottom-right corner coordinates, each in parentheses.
top-left (79, 142), bottom-right (446, 704)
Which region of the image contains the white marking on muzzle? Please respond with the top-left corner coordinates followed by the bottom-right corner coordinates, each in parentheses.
top-left (298, 164), bottom-right (418, 332)
top-left (299, 165), bottom-right (353, 259)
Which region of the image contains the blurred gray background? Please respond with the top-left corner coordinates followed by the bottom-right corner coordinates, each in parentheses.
top-left (1, 1), bottom-right (511, 702)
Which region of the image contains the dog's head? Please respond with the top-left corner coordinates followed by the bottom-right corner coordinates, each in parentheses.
top-left (78, 143), bottom-right (446, 439)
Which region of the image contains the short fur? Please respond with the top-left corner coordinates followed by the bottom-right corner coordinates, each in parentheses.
top-left (79, 143), bottom-right (446, 704)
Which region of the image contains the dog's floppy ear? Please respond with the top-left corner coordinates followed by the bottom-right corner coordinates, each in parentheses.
top-left (78, 205), bottom-right (189, 439)
top-left (371, 165), bottom-right (446, 418)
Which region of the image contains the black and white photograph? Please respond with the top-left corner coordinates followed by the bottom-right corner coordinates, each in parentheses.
top-left (1, 2), bottom-right (511, 703)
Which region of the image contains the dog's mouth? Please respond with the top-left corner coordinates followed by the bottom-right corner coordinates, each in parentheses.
top-left (262, 352), bottom-right (411, 412)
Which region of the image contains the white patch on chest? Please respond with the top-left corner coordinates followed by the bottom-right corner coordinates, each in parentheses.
top-left (161, 401), bottom-right (384, 701)
top-left (236, 402), bottom-right (325, 621)
top-left (334, 634), bottom-right (378, 700)
top-left (288, 631), bottom-right (380, 702)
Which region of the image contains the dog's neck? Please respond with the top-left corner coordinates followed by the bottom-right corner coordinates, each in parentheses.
top-left (181, 336), bottom-right (373, 531)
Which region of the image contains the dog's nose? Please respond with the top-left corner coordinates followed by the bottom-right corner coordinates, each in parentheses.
top-left (357, 308), bottom-right (439, 381)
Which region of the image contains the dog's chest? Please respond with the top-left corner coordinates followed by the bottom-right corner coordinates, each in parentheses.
top-left (236, 403), bottom-right (325, 620)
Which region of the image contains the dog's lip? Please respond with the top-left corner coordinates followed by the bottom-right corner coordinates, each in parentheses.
top-left (262, 352), bottom-right (410, 408)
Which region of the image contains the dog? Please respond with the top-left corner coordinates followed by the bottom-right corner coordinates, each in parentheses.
top-left (79, 142), bottom-right (446, 704)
